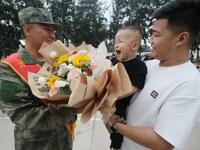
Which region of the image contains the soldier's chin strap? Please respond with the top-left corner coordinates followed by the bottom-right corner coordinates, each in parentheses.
top-left (2, 53), bottom-right (76, 139)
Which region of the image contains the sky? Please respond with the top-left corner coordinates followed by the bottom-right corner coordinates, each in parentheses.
top-left (103, 0), bottom-right (112, 22)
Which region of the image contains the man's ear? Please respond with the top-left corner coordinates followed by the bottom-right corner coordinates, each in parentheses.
top-left (23, 24), bottom-right (31, 37)
top-left (176, 32), bottom-right (189, 46)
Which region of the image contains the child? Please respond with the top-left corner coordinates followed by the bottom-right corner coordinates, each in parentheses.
top-left (109, 25), bottom-right (147, 150)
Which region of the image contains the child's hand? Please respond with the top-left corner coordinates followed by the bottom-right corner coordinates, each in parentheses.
top-left (102, 114), bottom-right (126, 133)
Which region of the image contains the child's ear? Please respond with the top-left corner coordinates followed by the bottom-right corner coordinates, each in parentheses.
top-left (131, 42), bottom-right (140, 51)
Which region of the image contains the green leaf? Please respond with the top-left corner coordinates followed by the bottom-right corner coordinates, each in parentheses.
top-left (38, 86), bottom-right (49, 93)
top-left (58, 86), bottom-right (71, 95)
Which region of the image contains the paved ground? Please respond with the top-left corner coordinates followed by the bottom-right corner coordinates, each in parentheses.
top-left (0, 111), bottom-right (110, 150)
top-left (73, 113), bottom-right (110, 150)
top-left (1, 110), bottom-right (200, 150)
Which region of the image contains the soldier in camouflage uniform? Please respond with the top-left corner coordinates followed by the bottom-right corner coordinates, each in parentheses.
top-left (0, 7), bottom-right (77, 150)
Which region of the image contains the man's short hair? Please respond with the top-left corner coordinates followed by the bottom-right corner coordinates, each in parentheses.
top-left (151, 0), bottom-right (200, 46)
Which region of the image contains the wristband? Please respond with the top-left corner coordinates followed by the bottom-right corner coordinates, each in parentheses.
top-left (111, 125), bottom-right (118, 133)
top-left (110, 115), bottom-right (126, 133)
top-left (112, 121), bottom-right (124, 133)
top-left (112, 122), bottom-right (118, 133)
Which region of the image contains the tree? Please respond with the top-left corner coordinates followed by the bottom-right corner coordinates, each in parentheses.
top-left (108, 0), bottom-right (127, 41)
top-left (0, 0), bottom-right (43, 56)
top-left (124, 0), bottom-right (169, 44)
top-left (47, 0), bottom-right (76, 45)
top-left (192, 37), bottom-right (200, 61)
top-left (108, 0), bottom-right (170, 53)
top-left (71, 0), bottom-right (107, 47)
top-left (0, 0), bottom-right (20, 56)
top-left (1, 0), bottom-right (199, 57)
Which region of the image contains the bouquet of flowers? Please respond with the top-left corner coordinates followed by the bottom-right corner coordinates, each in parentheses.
top-left (28, 40), bottom-right (108, 106)
top-left (38, 49), bottom-right (97, 98)
top-left (28, 40), bottom-right (133, 123)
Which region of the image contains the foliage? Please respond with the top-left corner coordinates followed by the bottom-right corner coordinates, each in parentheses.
top-left (47, 0), bottom-right (76, 45)
top-left (139, 44), bottom-right (151, 53)
top-left (42, 0), bottom-right (108, 48)
top-left (192, 36), bottom-right (200, 60)
top-left (108, 0), bottom-right (125, 40)
top-left (0, 0), bottom-right (43, 56)
top-left (106, 40), bottom-right (114, 53)
top-left (0, 0), bottom-right (20, 56)
top-left (71, 0), bottom-right (107, 47)
top-left (0, 0), bottom-right (200, 58)
top-left (109, 0), bottom-right (170, 52)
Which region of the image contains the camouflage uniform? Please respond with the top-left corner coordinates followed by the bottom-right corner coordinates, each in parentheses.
top-left (0, 7), bottom-right (76, 150)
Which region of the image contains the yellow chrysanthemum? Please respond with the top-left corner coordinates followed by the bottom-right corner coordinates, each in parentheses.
top-left (72, 55), bottom-right (84, 67)
top-left (72, 54), bottom-right (91, 67)
top-left (82, 54), bottom-right (91, 62)
top-left (47, 75), bottom-right (60, 88)
top-left (55, 54), bottom-right (70, 66)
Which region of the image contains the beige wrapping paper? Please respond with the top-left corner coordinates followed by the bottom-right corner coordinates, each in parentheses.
top-left (81, 69), bottom-right (112, 123)
top-left (38, 40), bottom-right (71, 65)
top-left (28, 69), bottom-right (99, 108)
top-left (27, 40), bottom-right (132, 124)
top-left (80, 63), bottom-right (133, 123)
top-left (68, 41), bottom-right (89, 51)
top-left (28, 40), bottom-right (109, 106)
top-left (28, 71), bottom-right (69, 100)
top-left (67, 75), bottom-right (96, 108)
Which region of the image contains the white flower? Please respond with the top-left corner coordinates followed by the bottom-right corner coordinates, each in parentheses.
top-left (38, 77), bottom-right (47, 85)
top-left (59, 63), bottom-right (68, 71)
top-left (78, 50), bottom-right (87, 55)
top-left (58, 63), bottom-right (74, 76)
top-left (67, 63), bottom-right (75, 70)
top-left (49, 51), bottom-right (57, 59)
top-left (57, 69), bottom-right (65, 76)
top-left (58, 63), bottom-right (68, 76)
top-left (54, 80), bottom-right (69, 88)
top-left (59, 63), bottom-right (67, 69)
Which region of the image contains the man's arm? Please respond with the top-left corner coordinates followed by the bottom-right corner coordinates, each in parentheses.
top-left (115, 122), bottom-right (174, 150)
top-left (0, 63), bottom-right (77, 129)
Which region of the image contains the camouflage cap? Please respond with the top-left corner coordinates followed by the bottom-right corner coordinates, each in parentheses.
top-left (18, 7), bottom-right (63, 30)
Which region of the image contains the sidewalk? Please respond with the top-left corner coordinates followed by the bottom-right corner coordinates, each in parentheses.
top-left (73, 113), bottom-right (110, 150)
top-left (1, 111), bottom-right (200, 150)
top-left (0, 112), bottom-right (110, 150)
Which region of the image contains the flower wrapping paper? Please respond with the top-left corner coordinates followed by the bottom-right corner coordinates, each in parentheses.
top-left (28, 40), bottom-right (132, 123)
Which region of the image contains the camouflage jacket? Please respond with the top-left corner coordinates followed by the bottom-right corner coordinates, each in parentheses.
top-left (0, 47), bottom-right (77, 150)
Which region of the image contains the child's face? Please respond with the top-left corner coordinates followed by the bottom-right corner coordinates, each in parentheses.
top-left (114, 29), bottom-right (138, 62)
